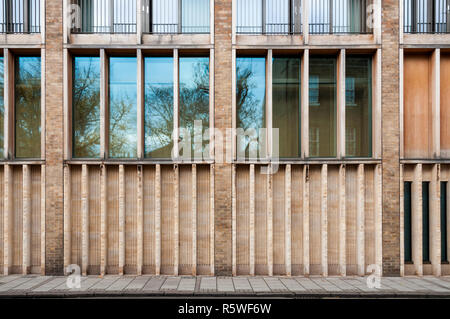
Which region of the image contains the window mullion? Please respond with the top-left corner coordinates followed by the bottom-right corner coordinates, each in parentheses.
top-left (267, 49), bottom-right (273, 161)
top-left (137, 49), bottom-right (144, 159)
top-left (100, 49), bottom-right (107, 159)
top-left (173, 48), bottom-right (179, 160)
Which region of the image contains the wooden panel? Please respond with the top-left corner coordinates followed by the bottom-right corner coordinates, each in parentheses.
top-left (291, 165), bottom-right (303, 275)
top-left (70, 166), bottom-right (82, 269)
top-left (346, 165), bottom-right (357, 275)
top-left (125, 166), bottom-right (137, 273)
top-left (273, 166), bottom-right (286, 275)
top-left (106, 166), bottom-right (119, 274)
top-left (236, 165), bottom-right (250, 275)
top-left (143, 165), bottom-right (155, 274)
top-left (309, 166), bottom-right (321, 275)
top-left (255, 165), bottom-right (268, 275)
top-left (88, 166), bottom-right (101, 274)
top-left (179, 165), bottom-right (193, 275)
top-left (197, 165), bottom-right (211, 275)
top-left (404, 54), bottom-right (432, 158)
top-left (441, 53), bottom-right (450, 157)
top-left (161, 165), bottom-right (175, 275)
top-left (365, 165), bottom-right (376, 270)
top-left (30, 166), bottom-right (41, 273)
top-left (327, 165), bottom-right (339, 275)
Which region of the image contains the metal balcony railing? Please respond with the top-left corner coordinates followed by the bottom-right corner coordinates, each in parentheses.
top-left (309, 0), bottom-right (372, 34)
top-left (143, 0), bottom-right (210, 34)
top-left (236, 0), bottom-right (302, 35)
top-left (0, 0), bottom-right (41, 33)
top-left (70, 0), bottom-right (137, 34)
top-left (404, 0), bottom-right (450, 33)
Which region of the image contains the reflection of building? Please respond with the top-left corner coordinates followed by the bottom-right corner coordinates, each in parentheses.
top-left (0, 0), bottom-right (449, 278)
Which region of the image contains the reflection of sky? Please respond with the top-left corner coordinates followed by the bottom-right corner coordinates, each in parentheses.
top-left (152, 0), bottom-right (210, 32)
top-left (144, 57), bottom-right (173, 155)
top-left (109, 57), bottom-right (137, 158)
top-left (180, 57), bottom-right (209, 89)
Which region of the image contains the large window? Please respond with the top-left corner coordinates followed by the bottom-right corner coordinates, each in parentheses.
top-left (109, 57), bottom-right (137, 158)
top-left (72, 56), bottom-right (101, 158)
top-left (144, 57), bottom-right (174, 158)
top-left (345, 55), bottom-right (372, 157)
top-left (179, 56), bottom-right (210, 159)
top-left (309, 56), bottom-right (336, 157)
top-left (272, 56), bottom-right (301, 158)
top-left (236, 57), bottom-right (266, 160)
top-left (15, 56), bottom-right (41, 159)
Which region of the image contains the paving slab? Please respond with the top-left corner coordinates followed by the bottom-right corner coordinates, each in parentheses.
top-left (143, 277), bottom-right (165, 291)
top-left (405, 278), bottom-right (449, 293)
top-left (177, 278), bottom-right (196, 292)
top-left (0, 276), bottom-right (36, 292)
top-left (160, 277), bottom-right (181, 291)
top-left (217, 278), bottom-right (234, 293)
top-left (248, 278), bottom-right (271, 293)
top-left (295, 278), bottom-right (324, 291)
top-left (310, 278), bottom-right (343, 292)
top-left (264, 277), bottom-right (289, 292)
top-left (199, 277), bottom-right (216, 292)
top-left (232, 277), bottom-right (252, 292)
top-left (326, 277), bottom-right (360, 292)
top-left (89, 276), bottom-right (121, 291)
top-left (279, 278), bottom-right (307, 292)
top-left (105, 277), bottom-right (135, 291)
top-left (423, 276), bottom-right (450, 289)
top-left (125, 276), bottom-right (151, 291)
top-left (12, 276), bottom-right (51, 291)
top-left (32, 277), bottom-right (66, 292)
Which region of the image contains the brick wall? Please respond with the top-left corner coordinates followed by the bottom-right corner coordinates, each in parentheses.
top-left (214, 0), bottom-right (233, 275)
top-left (44, 0), bottom-right (64, 275)
top-left (381, 0), bottom-right (401, 276)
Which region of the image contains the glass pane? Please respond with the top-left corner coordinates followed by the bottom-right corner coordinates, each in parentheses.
top-left (309, 56), bottom-right (336, 157)
top-left (179, 57), bottom-right (209, 160)
top-left (152, 0), bottom-right (178, 33)
top-left (236, 57), bottom-right (266, 159)
top-left (73, 56), bottom-right (101, 158)
top-left (182, 0), bottom-right (210, 33)
top-left (109, 57), bottom-right (137, 158)
top-left (15, 56), bottom-right (41, 158)
top-left (345, 55), bottom-right (372, 157)
top-left (237, 0), bottom-right (263, 33)
top-left (144, 57), bottom-right (174, 158)
top-left (272, 56), bottom-right (301, 158)
top-left (0, 57), bottom-right (3, 158)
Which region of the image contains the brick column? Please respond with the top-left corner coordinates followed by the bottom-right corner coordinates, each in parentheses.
top-left (214, 0), bottom-right (232, 275)
top-left (45, 0), bottom-right (64, 275)
top-left (381, 0), bottom-right (401, 276)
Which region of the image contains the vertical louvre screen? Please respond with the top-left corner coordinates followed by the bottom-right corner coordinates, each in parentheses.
top-left (404, 181), bottom-right (412, 263)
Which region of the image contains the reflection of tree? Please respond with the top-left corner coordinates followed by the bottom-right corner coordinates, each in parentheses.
top-left (109, 94), bottom-right (136, 157)
top-left (144, 59), bottom-right (209, 158)
top-left (236, 64), bottom-right (264, 131)
top-left (15, 58), bottom-right (41, 158)
top-left (73, 58), bottom-right (100, 157)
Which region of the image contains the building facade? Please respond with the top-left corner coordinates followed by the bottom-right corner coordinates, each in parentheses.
top-left (0, 0), bottom-right (448, 277)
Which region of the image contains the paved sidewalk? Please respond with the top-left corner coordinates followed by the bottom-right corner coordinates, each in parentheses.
top-left (1, 275), bottom-right (450, 298)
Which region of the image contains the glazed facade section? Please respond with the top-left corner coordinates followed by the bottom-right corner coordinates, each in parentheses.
top-left (0, 1), bottom-right (448, 277)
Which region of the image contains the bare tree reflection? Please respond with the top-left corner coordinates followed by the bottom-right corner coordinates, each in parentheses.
top-left (15, 57), bottom-right (41, 158)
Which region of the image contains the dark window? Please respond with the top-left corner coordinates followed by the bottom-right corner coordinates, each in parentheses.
top-left (272, 56), bottom-right (301, 158)
top-left (423, 181), bottom-right (430, 263)
top-left (404, 181), bottom-right (412, 263)
top-left (0, 57), bottom-right (3, 158)
top-left (442, 182), bottom-right (448, 263)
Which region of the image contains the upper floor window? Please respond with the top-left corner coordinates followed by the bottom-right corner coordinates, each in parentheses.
top-left (70, 0), bottom-right (210, 34)
top-left (71, 0), bottom-right (137, 33)
top-left (236, 0), bottom-right (302, 35)
top-left (404, 0), bottom-right (450, 34)
top-left (145, 0), bottom-right (210, 34)
top-left (0, 0), bottom-right (41, 34)
top-left (309, 0), bottom-right (372, 34)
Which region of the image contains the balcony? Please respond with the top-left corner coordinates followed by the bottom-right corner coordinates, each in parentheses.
top-left (69, 0), bottom-right (210, 35)
top-left (309, 0), bottom-right (372, 34)
top-left (236, 0), bottom-right (302, 35)
top-left (403, 0), bottom-right (450, 34)
top-left (0, 0), bottom-right (41, 34)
